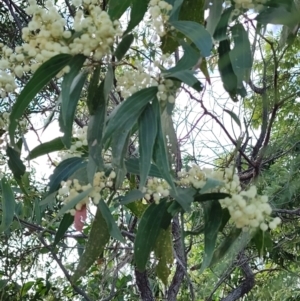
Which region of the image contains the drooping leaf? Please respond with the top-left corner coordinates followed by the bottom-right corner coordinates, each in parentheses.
top-left (71, 207), bottom-right (110, 282)
top-left (125, 158), bottom-right (162, 178)
top-left (87, 68), bottom-right (101, 116)
top-left (252, 229), bottom-right (273, 257)
top-left (134, 200), bottom-right (171, 271)
top-left (218, 39), bottom-right (238, 101)
top-left (167, 40), bottom-right (199, 73)
top-left (164, 69), bottom-right (203, 92)
top-left (87, 65), bottom-right (113, 173)
top-left (124, 0), bottom-right (150, 34)
top-left (54, 214), bottom-right (74, 246)
top-left (169, 0), bottom-right (184, 21)
top-left (120, 189), bottom-right (145, 205)
top-left (108, 0), bottom-right (131, 20)
top-left (154, 226), bottom-right (173, 285)
top-left (48, 157), bottom-right (87, 194)
top-left (0, 177), bottom-right (16, 232)
top-left (229, 23), bottom-right (252, 87)
top-left (104, 87), bottom-right (158, 143)
top-left (7, 146), bottom-right (25, 180)
top-left (214, 7), bottom-right (234, 41)
top-left (139, 104), bottom-right (158, 188)
top-left (200, 200), bottom-right (223, 272)
top-left (98, 200), bottom-right (124, 243)
top-left (206, 0), bottom-right (223, 36)
top-left (60, 72), bottom-right (87, 148)
top-left (61, 54), bottom-right (86, 125)
top-left (27, 137), bottom-right (65, 160)
top-left (170, 21), bottom-right (212, 57)
top-left (224, 109), bottom-right (241, 127)
top-left (58, 188), bottom-right (93, 217)
top-left (9, 54), bottom-right (72, 145)
top-left (111, 119), bottom-right (133, 172)
top-left (152, 97), bottom-right (176, 191)
top-left (114, 34), bottom-right (134, 61)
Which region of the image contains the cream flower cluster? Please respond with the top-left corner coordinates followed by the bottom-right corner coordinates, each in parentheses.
top-left (227, 0), bottom-right (267, 15)
top-left (0, 112), bottom-right (10, 131)
top-left (177, 165), bottom-right (280, 232)
top-left (57, 126), bottom-right (88, 161)
top-left (116, 64), bottom-right (156, 99)
top-left (157, 78), bottom-right (176, 103)
top-left (177, 165), bottom-right (207, 189)
top-left (142, 178), bottom-right (170, 204)
top-left (58, 170), bottom-right (116, 215)
top-left (149, 0), bottom-right (173, 37)
top-left (0, 0), bottom-right (121, 96)
top-left (220, 186), bottom-right (281, 231)
top-left (116, 62), bottom-right (177, 103)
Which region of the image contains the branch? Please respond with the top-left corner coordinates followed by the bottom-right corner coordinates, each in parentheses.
top-left (38, 236), bottom-right (93, 301)
top-left (221, 254), bottom-right (254, 301)
top-left (167, 215), bottom-right (187, 301)
top-left (135, 268), bottom-right (155, 301)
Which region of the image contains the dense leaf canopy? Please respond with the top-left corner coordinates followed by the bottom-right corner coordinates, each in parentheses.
top-left (0, 0), bottom-right (300, 300)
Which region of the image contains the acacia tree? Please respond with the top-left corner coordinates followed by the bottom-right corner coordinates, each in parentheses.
top-left (0, 0), bottom-right (300, 300)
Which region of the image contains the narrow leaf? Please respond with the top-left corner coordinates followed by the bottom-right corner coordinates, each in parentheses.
top-left (152, 97), bottom-right (176, 191)
top-left (120, 189), bottom-right (145, 205)
top-left (164, 69), bottom-right (203, 92)
top-left (224, 109), bottom-right (241, 127)
top-left (27, 137), bottom-right (65, 160)
top-left (9, 54), bottom-right (72, 144)
top-left (98, 200), bottom-right (124, 242)
top-left (48, 157), bottom-right (87, 194)
top-left (255, 6), bottom-right (300, 27)
top-left (154, 227), bottom-right (173, 285)
top-left (214, 7), bottom-right (234, 41)
top-left (61, 54), bottom-right (86, 125)
top-left (0, 177), bottom-right (16, 232)
top-left (229, 24), bottom-right (252, 86)
top-left (60, 72), bottom-right (87, 148)
top-left (71, 207), bottom-right (110, 282)
top-left (194, 192), bottom-right (230, 203)
top-left (210, 228), bottom-right (241, 267)
top-left (170, 187), bottom-right (195, 212)
top-left (115, 34), bottom-right (134, 61)
top-left (139, 104), bottom-right (158, 188)
top-left (170, 21), bottom-right (212, 57)
top-left (125, 158), bottom-right (162, 178)
top-left (125, 0), bottom-right (150, 34)
top-left (7, 146), bottom-right (25, 180)
top-left (104, 87), bottom-right (157, 142)
top-left (206, 0), bottom-right (223, 36)
top-left (218, 39), bottom-right (238, 100)
top-left (200, 200), bottom-right (223, 272)
top-left (108, 0), bottom-right (131, 20)
top-left (88, 65), bottom-right (113, 172)
top-left (167, 40), bottom-right (199, 73)
top-left (135, 200), bottom-right (170, 271)
top-left (54, 214), bottom-right (74, 246)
